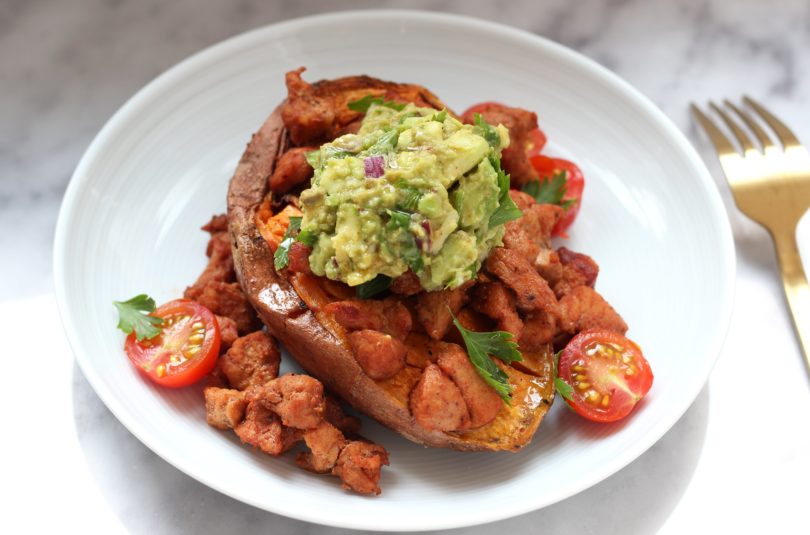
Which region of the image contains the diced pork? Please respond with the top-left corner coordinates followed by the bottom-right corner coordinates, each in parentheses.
top-left (296, 421), bottom-right (346, 473)
top-left (471, 282), bottom-right (523, 338)
top-left (415, 286), bottom-right (466, 340)
top-left (184, 232), bottom-right (236, 300)
top-left (219, 330), bottom-right (280, 390)
top-left (519, 311), bottom-right (558, 350)
top-left (269, 147), bottom-right (316, 194)
top-left (331, 440), bottom-right (390, 496)
top-left (325, 298), bottom-right (412, 339)
top-left (348, 329), bottom-right (407, 380)
top-left (192, 280), bottom-right (261, 335)
top-left (553, 247), bottom-right (599, 298)
top-left (251, 374), bottom-right (326, 430)
top-left (409, 363), bottom-right (470, 432)
top-left (234, 401), bottom-right (296, 456)
top-left (558, 286), bottom-right (628, 335)
top-left (203, 387), bottom-right (246, 430)
top-left (215, 315), bottom-right (239, 352)
top-left (437, 344), bottom-right (503, 429)
top-left (485, 247), bottom-right (559, 315)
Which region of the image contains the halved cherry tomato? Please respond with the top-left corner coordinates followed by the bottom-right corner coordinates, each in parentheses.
top-left (124, 299), bottom-right (220, 388)
top-left (557, 329), bottom-right (653, 423)
top-left (528, 154), bottom-right (584, 237)
top-left (525, 128), bottom-right (547, 157)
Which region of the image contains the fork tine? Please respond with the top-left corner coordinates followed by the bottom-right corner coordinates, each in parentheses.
top-left (690, 103), bottom-right (738, 156)
top-left (743, 95), bottom-right (801, 148)
top-left (724, 100), bottom-right (775, 151)
top-left (709, 101), bottom-right (755, 153)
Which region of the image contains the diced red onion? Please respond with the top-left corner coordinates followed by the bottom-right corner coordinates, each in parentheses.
top-left (364, 155), bottom-right (385, 178)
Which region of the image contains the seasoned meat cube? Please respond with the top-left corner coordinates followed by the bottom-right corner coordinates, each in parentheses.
top-left (471, 282), bottom-right (523, 338)
top-left (296, 421), bottom-right (346, 473)
top-left (519, 311), bottom-right (558, 350)
top-left (485, 248), bottom-right (559, 315)
top-left (437, 343), bottom-right (502, 429)
top-left (348, 329), bottom-right (407, 380)
top-left (324, 395), bottom-right (361, 436)
top-left (559, 286), bottom-right (628, 335)
top-left (193, 281), bottom-right (261, 335)
top-left (553, 247), bottom-right (599, 298)
top-left (201, 214), bottom-right (229, 234)
top-left (215, 314), bottom-right (239, 352)
top-left (281, 67), bottom-right (446, 146)
top-left (325, 298), bottom-right (412, 339)
top-left (461, 103), bottom-right (539, 187)
top-left (409, 363), bottom-right (470, 432)
top-left (184, 232), bottom-right (236, 300)
top-left (287, 242), bottom-right (312, 274)
top-left (390, 269), bottom-right (423, 296)
top-left (403, 333), bottom-right (449, 368)
top-left (252, 374), bottom-right (326, 430)
top-left (234, 401), bottom-right (297, 456)
top-left (503, 191), bottom-right (562, 265)
top-left (332, 440), bottom-right (390, 496)
top-left (219, 331), bottom-right (280, 390)
top-left (269, 146), bottom-right (316, 194)
top-left (203, 387), bottom-right (246, 430)
top-left (415, 286), bottom-right (466, 340)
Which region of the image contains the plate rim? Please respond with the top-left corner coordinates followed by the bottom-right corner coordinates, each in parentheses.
top-left (53, 9), bottom-right (736, 531)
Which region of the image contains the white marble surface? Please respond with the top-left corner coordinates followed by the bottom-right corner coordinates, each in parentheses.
top-left (3, 0), bottom-right (810, 533)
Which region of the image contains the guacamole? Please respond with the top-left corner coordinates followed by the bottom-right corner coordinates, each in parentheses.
top-left (299, 102), bottom-right (516, 291)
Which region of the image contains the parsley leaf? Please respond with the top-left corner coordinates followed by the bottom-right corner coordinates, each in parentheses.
top-left (552, 350), bottom-right (574, 401)
top-left (273, 216), bottom-right (302, 270)
top-left (347, 95), bottom-right (406, 113)
top-left (451, 312), bottom-right (523, 403)
top-left (488, 155), bottom-right (523, 227)
top-left (356, 274), bottom-right (392, 299)
top-left (555, 378), bottom-right (574, 401)
top-left (473, 113), bottom-right (500, 148)
top-left (522, 170), bottom-right (576, 208)
top-left (113, 294), bottom-right (164, 341)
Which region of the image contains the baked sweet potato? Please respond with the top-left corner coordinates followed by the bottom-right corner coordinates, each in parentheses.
top-left (228, 73), bottom-right (555, 451)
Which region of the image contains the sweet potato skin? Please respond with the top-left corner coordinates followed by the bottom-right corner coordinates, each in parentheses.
top-left (227, 75), bottom-right (554, 451)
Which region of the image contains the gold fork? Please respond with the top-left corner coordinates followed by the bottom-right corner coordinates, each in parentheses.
top-left (691, 97), bottom-right (810, 375)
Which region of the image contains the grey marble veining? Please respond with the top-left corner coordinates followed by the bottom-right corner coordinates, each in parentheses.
top-left (4, 0), bottom-right (810, 533)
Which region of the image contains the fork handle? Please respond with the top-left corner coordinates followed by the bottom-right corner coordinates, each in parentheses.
top-left (773, 228), bottom-right (810, 377)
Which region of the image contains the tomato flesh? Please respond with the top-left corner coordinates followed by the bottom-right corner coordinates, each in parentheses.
top-left (125, 299), bottom-right (220, 388)
top-left (558, 329), bottom-right (652, 423)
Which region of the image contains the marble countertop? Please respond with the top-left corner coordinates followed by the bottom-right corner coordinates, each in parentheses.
top-left (4, 0), bottom-right (810, 533)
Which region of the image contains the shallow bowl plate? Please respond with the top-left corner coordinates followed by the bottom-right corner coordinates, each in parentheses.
top-left (54, 10), bottom-right (734, 531)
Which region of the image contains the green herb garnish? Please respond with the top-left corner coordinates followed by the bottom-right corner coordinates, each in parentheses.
top-left (273, 216), bottom-right (303, 270)
top-left (488, 155), bottom-right (523, 227)
top-left (450, 312), bottom-right (523, 403)
top-left (347, 95), bottom-right (406, 113)
top-left (356, 274), bottom-right (392, 299)
top-left (113, 294), bottom-right (164, 341)
top-left (522, 170), bottom-right (576, 209)
top-left (385, 210), bottom-right (423, 272)
top-left (552, 349), bottom-right (574, 401)
top-left (473, 113), bottom-right (500, 148)
top-left (297, 229), bottom-right (318, 247)
top-left (368, 128), bottom-right (399, 154)
top-left (395, 180), bottom-right (422, 211)
top-left (431, 109), bottom-right (448, 122)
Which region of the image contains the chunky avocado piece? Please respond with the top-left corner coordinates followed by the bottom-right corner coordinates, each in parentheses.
top-left (300, 103), bottom-right (513, 291)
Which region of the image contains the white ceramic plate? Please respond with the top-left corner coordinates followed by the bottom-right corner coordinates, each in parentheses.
top-left (54, 10), bottom-right (734, 531)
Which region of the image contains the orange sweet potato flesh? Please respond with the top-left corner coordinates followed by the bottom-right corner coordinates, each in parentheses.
top-left (228, 74), bottom-right (554, 451)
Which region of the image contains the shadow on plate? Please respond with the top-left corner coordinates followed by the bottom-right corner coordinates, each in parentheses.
top-left (72, 361), bottom-right (709, 535)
